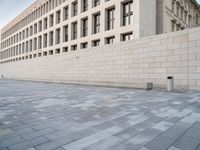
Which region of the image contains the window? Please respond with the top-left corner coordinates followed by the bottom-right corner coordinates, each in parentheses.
top-left (172, 0), bottom-right (175, 13)
top-left (56, 10), bottom-right (61, 24)
top-left (106, 7), bottom-right (115, 30)
top-left (29, 40), bottom-right (33, 51)
top-left (105, 36), bottom-right (115, 44)
top-left (63, 47), bottom-right (68, 52)
top-left (34, 23), bottom-right (37, 34)
top-left (39, 21), bottom-right (42, 32)
top-left (55, 28), bottom-right (61, 44)
top-left (55, 48), bottom-right (61, 54)
top-left (72, 1), bottom-right (78, 17)
top-left (81, 42), bottom-right (88, 49)
top-left (92, 39), bottom-right (100, 47)
top-left (121, 32), bottom-right (133, 41)
top-left (82, 0), bottom-right (88, 12)
top-left (63, 25), bottom-right (68, 42)
top-left (38, 36), bottom-right (42, 49)
top-left (72, 22), bottom-right (77, 40)
top-left (44, 17), bottom-right (48, 29)
top-left (49, 31), bottom-right (54, 46)
top-left (171, 21), bottom-right (175, 32)
top-left (93, 13), bottom-right (100, 34)
top-left (30, 26), bottom-right (33, 36)
top-left (26, 41), bottom-right (29, 53)
top-left (81, 18), bottom-right (88, 37)
top-left (93, 0), bottom-right (100, 7)
top-left (71, 45), bottom-right (77, 51)
top-left (34, 38), bottom-right (37, 50)
top-left (43, 51), bottom-right (47, 56)
top-left (49, 50), bottom-right (53, 55)
top-left (43, 33), bottom-right (48, 48)
top-left (49, 14), bottom-right (54, 27)
top-left (176, 5), bottom-right (179, 17)
top-left (122, 0), bottom-right (133, 26)
top-left (63, 6), bottom-right (69, 20)
top-left (26, 28), bottom-right (29, 38)
top-left (38, 53), bottom-right (42, 57)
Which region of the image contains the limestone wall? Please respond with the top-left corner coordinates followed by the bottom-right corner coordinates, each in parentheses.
top-left (0, 27), bottom-right (200, 91)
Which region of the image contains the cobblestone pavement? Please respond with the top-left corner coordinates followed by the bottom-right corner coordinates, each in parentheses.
top-left (0, 80), bottom-right (200, 150)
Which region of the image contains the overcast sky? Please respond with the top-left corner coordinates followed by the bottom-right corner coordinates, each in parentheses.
top-left (0, 0), bottom-right (200, 29)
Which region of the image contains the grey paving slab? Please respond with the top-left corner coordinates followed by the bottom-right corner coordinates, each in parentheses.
top-left (0, 79), bottom-right (200, 150)
top-left (173, 136), bottom-right (200, 150)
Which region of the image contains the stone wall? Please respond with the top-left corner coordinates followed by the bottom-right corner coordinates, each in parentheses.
top-left (0, 27), bottom-right (200, 90)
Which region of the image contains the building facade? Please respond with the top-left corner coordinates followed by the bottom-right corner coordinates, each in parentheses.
top-left (0, 0), bottom-right (199, 64)
top-left (0, 0), bottom-right (156, 64)
top-left (157, 0), bottom-right (200, 34)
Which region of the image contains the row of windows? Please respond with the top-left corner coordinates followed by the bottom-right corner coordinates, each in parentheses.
top-left (0, 32), bottom-right (133, 62)
top-left (1, 1), bottom-right (133, 50)
top-left (1, 0), bottom-right (111, 40)
top-left (171, 0), bottom-right (199, 27)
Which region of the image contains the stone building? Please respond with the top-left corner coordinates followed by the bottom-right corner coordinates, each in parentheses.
top-left (157, 0), bottom-right (200, 34)
top-left (0, 0), bottom-right (199, 64)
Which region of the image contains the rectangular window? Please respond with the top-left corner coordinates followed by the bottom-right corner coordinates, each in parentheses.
top-left (122, 0), bottom-right (133, 26)
top-left (72, 22), bottom-right (77, 40)
top-left (26, 28), bottom-right (29, 38)
top-left (49, 14), bottom-right (54, 27)
top-left (44, 17), bottom-right (48, 30)
top-left (63, 25), bottom-right (68, 42)
top-left (29, 40), bottom-right (33, 51)
top-left (55, 28), bottom-right (61, 44)
top-left (105, 36), bottom-right (115, 44)
top-left (34, 38), bottom-right (37, 50)
top-left (30, 26), bottom-right (33, 36)
top-left (63, 6), bottom-right (69, 20)
top-left (38, 36), bottom-right (42, 49)
top-left (63, 47), bottom-right (68, 52)
top-left (43, 33), bottom-right (48, 48)
top-left (72, 1), bottom-right (78, 17)
top-left (55, 48), bottom-right (60, 54)
top-left (93, 0), bottom-right (100, 7)
top-left (26, 41), bottom-right (29, 53)
top-left (106, 7), bottom-right (115, 30)
top-left (49, 31), bottom-right (54, 46)
top-left (34, 23), bottom-right (37, 34)
top-left (82, 0), bottom-right (88, 12)
top-left (71, 45), bottom-right (77, 51)
top-left (81, 17), bottom-right (88, 37)
top-left (121, 32), bottom-right (133, 41)
top-left (38, 53), bottom-right (42, 57)
top-left (92, 39), bottom-right (100, 47)
top-left (43, 51), bottom-right (47, 56)
top-left (39, 20), bottom-right (42, 32)
top-left (93, 13), bottom-right (100, 34)
top-left (81, 42), bottom-right (88, 49)
top-left (56, 10), bottom-right (61, 24)
top-left (49, 50), bottom-right (54, 55)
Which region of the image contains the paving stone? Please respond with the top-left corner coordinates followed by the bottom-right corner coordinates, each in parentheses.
top-left (173, 136), bottom-right (200, 150)
top-left (22, 128), bottom-right (56, 140)
top-left (145, 135), bottom-right (174, 150)
top-left (184, 127), bottom-right (200, 140)
top-left (0, 80), bottom-right (200, 150)
top-left (162, 122), bottom-right (193, 140)
top-left (8, 136), bottom-right (49, 150)
top-left (84, 136), bottom-right (123, 150)
top-left (35, 136), bottom-right (73, 150)
top-left (0, 136), bottom-right (24, 147)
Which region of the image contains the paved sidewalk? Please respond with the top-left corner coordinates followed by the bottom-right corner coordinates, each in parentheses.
top-left (0, 79), bottom-right (200, 150)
